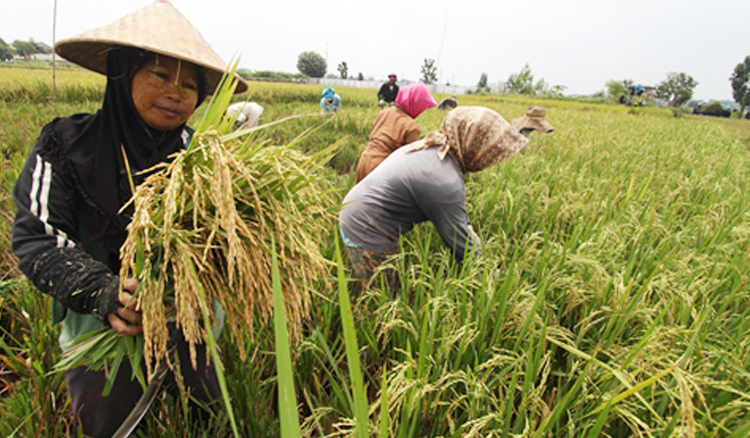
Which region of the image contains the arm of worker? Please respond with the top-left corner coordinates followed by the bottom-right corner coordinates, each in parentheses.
top-left (413, 174), bottom-right (480, 264)
top-left (378, 83), bottom-right (390, 102)
top-left (12, 150), bottom-right (142, 335)
top-left (333, 95), bottom-right (342, 112)
top-left (429, 203), bottom-right (481, 264)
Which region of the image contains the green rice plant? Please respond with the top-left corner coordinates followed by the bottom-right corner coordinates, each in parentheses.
top-left (0, 279), bottom-right (69, 437)
top-left (0, 67), bottom-right (104, 103)
top-left (333, 236), bottom-right (370, 438)
top-left (314, 100), bottom-right (750, 437)
top-left (3, 68), bottom-right (750, 437)
top-left (272, 237), bottom-right (302, 438)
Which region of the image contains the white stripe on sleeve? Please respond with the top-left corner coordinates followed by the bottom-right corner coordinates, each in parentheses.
top-left (29, 155), bottom-right (43, 217)
top-left (30, 154), bottom-right (74, 249)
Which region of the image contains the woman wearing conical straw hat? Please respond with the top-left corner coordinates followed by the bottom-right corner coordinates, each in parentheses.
top-left (11, 1), bottom-right (247, 436)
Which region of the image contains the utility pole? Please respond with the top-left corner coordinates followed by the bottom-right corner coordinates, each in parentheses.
top-left (52, 0), bottom-right (58, 100)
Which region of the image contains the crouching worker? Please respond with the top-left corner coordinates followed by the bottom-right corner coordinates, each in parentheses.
top-left (339, 106), bottom-right (553, 292)
top-left (11, 2), bottom-right (248, 437)
top-left (320, 86), bottom-right (342, 114)
top-left (227, 101), bottom-right (264, 129)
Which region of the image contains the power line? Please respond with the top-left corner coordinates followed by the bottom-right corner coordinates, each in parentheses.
top-left (435, 0), bottom-right (449, 78)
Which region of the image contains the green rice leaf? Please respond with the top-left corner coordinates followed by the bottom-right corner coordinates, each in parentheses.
top-left (272, 236), bottom-right (302, 438)
top-left (335, 234), bottom-right (370, 438)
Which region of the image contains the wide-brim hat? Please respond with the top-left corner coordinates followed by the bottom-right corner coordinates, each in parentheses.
top-left (55, 1), bottom-right (248, 95)
top-left (512, 106), bottom-right (554, 133)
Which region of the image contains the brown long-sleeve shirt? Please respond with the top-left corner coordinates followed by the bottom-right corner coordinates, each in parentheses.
top-left (355, 106), bottom-right (419, 183)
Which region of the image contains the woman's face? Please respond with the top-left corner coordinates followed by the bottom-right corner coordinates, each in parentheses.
top-left (131, 54), bottom-right (200, 131)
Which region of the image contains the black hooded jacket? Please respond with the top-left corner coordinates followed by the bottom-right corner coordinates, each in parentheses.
top-left (12, 47), bottom-right (204, 320)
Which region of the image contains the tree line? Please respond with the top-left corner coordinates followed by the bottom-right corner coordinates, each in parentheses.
top-left (294, 48), bottom-right (749, 116)
top-left (0, 38), bottom-right (52, 61)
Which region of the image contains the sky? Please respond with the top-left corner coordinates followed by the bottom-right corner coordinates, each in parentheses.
top-left (3, 0), bottom-right (749, 102)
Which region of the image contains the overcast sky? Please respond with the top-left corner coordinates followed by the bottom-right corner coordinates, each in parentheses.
top-left (3, 0), bottom-right (748, 101)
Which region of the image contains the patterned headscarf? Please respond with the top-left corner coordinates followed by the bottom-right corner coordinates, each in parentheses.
top-left (406, 106), bottom-right (529, 173)
top-left (395, 83), bottom-right (437, 118)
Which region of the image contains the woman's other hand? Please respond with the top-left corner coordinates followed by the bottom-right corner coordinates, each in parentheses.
top-left (107, 277), bottom-right (143, 336)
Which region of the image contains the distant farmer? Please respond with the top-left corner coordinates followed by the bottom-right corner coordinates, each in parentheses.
top-left (11, 2), bottom-right (247, 436)
top-left (226, 101), bottom-right (264, 128)
top-left (511, 105), bottom-right (555, 134)
top-left (377, 73), bottom-right (399, 107)
top-left (320, 86), bottom-right (342, 114)
top-left (437, 94), bottom-right (458, 110)
top-left (355, 83), bottom-right (437, 183)
top-left (340, 106), bottom-right (554, 291)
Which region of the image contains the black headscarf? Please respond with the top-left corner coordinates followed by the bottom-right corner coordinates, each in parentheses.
top-left (37, 46), bottom-right (206, 266)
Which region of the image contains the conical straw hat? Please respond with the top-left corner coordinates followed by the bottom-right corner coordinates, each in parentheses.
top-left (55, 1), bottom-right (247, 94)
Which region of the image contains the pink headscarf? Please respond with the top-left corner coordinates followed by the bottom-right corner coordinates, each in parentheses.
top-left (395, 83), bottom-right (437, 118)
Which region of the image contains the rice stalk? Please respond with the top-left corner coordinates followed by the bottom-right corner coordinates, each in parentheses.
top-left (119, 117), bottom-right (338, 380)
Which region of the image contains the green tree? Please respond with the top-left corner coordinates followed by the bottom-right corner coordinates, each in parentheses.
top-left (546, 84), bottom-right (567, 98)
top-left (421, 58), bottom-right (437, 84)
top-left (337, 61), bottom-right (348, 79)
top-left (12, 39), bottom-right (39, 60)
top-left (296, 51), bottom-right (327, 78)
top-left (32, 40), bottom-right (51, 54)
top-left (700, 101), bottom-right (727, 116)
top-left (357, 72), bottom-right (364, 81)
top-left (477, 72), bottom-right (488, 89)
top-left (730, 55), bottom-right (750, 117)
top-left (505, 63), bottom-right (537, 94)
top-left (534, 77), bottom-right (549, 95)
top-left (475, 72), bottom-right (489, 93)
top-left (0, 38), bottom-right (14, 61)
top-left (656, 72), bottom-right (697, 107)
top-left (606, 79), bottom-right (632, 102)
top-left (10, 38), bottom-right (49, 60)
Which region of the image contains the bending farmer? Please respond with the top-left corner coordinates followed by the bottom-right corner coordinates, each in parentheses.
top-left (355, 83), bottom-right (436, 183)
top-left (320, 86), bottom-right (342, 114)
top-left (340, 106), bottom-right (553, 291)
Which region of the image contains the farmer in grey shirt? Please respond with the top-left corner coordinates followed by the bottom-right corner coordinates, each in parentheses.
top-left (341, 146), bottom-right (476, 263)
top-left (339, 106), bottom-right (553, 291)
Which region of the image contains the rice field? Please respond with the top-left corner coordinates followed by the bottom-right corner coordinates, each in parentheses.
top-left (0, 65), bottom-right (105, 103)
top-left (1, 66), bottom-right (749, 437)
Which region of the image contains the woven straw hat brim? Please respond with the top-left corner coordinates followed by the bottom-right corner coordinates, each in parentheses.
top-left (512, 116), bottom-right (555, 133)
top-left (512, 107), bottom-right (554, 133)
top-left (54, 2), bottom-right (247, 95)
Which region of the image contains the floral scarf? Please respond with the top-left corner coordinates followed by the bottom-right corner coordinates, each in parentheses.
top-left (406, 106), bottom-right (528, 173)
